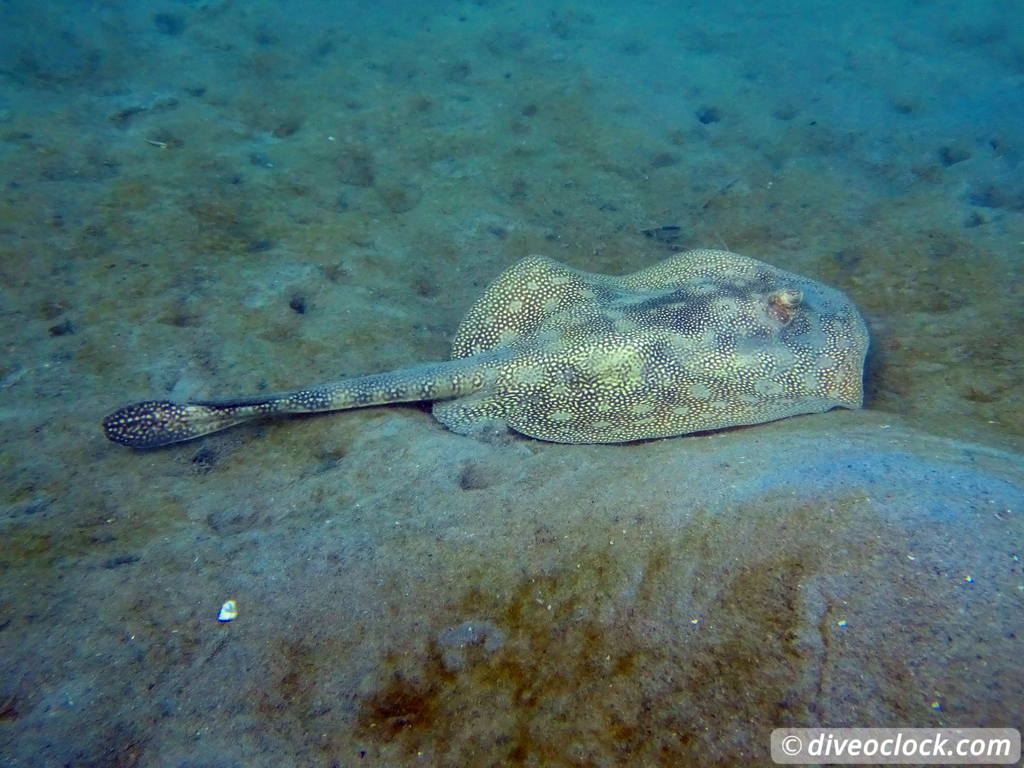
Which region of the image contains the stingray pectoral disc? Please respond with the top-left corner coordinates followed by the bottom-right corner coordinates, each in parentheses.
top-left (442, 249), bottom-right (869, 443)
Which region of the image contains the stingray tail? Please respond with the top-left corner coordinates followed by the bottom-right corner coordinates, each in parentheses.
top-left (102, 356), bottom-right (501, 448)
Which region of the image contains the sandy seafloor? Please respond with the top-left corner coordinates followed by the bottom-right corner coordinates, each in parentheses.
top-left (1, 0), bottom-right (1023, 765)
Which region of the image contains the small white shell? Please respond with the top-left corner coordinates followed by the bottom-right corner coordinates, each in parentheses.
top-left (217, 599), bottom-right (238, 622)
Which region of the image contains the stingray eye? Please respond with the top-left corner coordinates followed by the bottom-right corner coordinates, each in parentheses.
top-left (767, 288), bottom-right (802, 325)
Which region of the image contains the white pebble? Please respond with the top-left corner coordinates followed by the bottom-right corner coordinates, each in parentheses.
top-left (218, 600), bottom-right (238, 622)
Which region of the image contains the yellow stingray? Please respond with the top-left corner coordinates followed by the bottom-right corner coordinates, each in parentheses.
top-left (103, 250), bottom-right (868, 447)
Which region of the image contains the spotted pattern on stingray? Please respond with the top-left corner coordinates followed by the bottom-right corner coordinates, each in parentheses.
top-left (103, 250), bottom-right (868, 447)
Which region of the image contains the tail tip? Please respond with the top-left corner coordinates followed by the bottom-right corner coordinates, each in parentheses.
top-left (103, 400), bottom-right (198, 448)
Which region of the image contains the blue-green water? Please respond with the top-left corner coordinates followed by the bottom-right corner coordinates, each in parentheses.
top-left (0, 1), bottom-right (1021, 765)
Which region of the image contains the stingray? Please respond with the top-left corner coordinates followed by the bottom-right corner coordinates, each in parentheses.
top-left (103, 249), bottom-right (869, 447)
